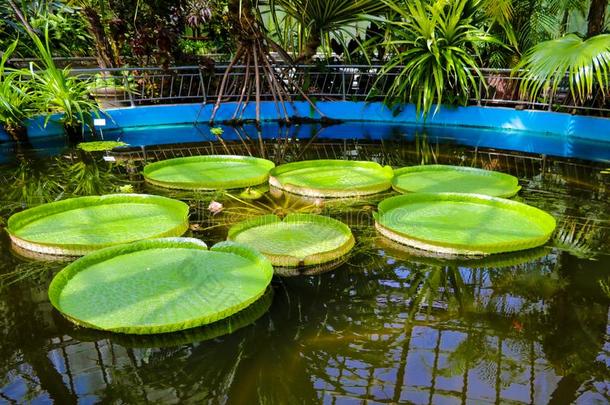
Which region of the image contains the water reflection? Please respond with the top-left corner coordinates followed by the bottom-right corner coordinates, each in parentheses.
top-left (0, 135), bottom-right (608, 403)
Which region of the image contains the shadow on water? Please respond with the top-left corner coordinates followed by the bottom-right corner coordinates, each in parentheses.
top-left (0, 126), bottom-right (609, 403)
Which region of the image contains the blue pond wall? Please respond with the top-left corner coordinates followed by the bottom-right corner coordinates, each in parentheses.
top-left (2, 101), bottom-right (610, 143)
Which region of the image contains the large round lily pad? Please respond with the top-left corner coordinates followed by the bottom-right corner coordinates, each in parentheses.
top-left (67, 287), bottom-right (274, 348)
top-left (143, 155), bottom-right (275, 190)
top-left (48, 238), bottom-right (274, 334)
top-left (374, 193), bottom-right (556, 256)
top-left (392, 165), bottom-right (521, 197)
top-left (269, 160), bottom-right (393, 197)
top-left (7, 194), bottom-right (189, 256)
top-left (228, 213), bottom-right (355, 267)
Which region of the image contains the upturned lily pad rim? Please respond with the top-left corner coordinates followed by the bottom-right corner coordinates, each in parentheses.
top-left (227, 213), bottom-right (355, 267)
top-left (143, 155), bottom-right (275, 190)
top-left (6, 194), bottom-right (189, 256)
top-left (269, 159), bottom-right (394, 197)
top-left (377, 236), bottom-right (550, 268)
top-left (374, 193), bottom-right (557, 256)
top-left (392, 165), bottom-right (522, 198)
top-left (48, 238), bottom-right (274, 335)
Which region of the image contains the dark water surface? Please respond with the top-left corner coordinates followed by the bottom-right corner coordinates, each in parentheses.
top-left (0, 124), bottom-right (609, 404)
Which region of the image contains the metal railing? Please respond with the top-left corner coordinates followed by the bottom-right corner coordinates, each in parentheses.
top-left (60, 64), bottom-right (610, 116)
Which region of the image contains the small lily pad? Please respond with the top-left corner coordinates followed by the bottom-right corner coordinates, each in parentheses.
top-left (374, 193), bottom-right (556, 256)
top-left (228, 213), bottom-right (355, 267)
top-left (7, 194), bottom-right (189, 256)
top-left (269, 160), bottom-right (393, 197)
top-left (143, 155), bottom-right (275, 190)
top-left (392, 165), bottom-right (521, 197)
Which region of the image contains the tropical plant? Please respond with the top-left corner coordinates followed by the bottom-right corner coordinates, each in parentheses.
top-left (375, 0), bottom-right (498, 117)
top-left (26, 22), bottom-right (99, 141)
top-left (0, 40), bottom-right (33, 141)
top-left (515, 33), bottom-right (610, 105)
top-left (1, 0), bottom-right (92, 58)
top-left (265, 0), bottom-right (386, 62)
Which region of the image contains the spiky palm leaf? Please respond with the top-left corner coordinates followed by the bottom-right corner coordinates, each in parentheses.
top-left (376, 0), bottom-right (497, 117)
top-left (266, 0), bottom-right (385, 61)
top-left (516, 33), bottom-right (610, 104)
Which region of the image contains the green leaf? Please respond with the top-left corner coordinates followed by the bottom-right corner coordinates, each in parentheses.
top-left (48, 238), bottom-right (274, 334)
top-left (7, 194), bottom-right (189, 256)
top-left (392, 165), bottom-right (521, 197)
top-left (228, 213), bottom-right (355, 267)
top-left (143, 155), bottom-right (275, 191)
top-left (375, 192), bottom-right (556, 255)
top-left (269, 159), bottom-right (393, 197)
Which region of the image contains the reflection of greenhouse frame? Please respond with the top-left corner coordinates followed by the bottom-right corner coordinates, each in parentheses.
top-left (374, 193), bottom-right (556, 256)
top-left (48, 238), bottom-right (274, 334)
top-left (269, 160), bottom-right (394, 197)
top-left (143, 155), bottom-right (275, 190)
top-left (228, 213), bottom-right (355, 267)
top-left (7, 194), bottom-right (189, 256)
top-left (392, 165), bottom-right (521, 198)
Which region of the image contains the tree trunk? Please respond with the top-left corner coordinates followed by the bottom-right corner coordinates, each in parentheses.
top-left (295, 33), bottom-right (321, 64)
top-left (4, 123), bottom-right (28, 143)
top-left (587, 0), bottom-right (608, 37)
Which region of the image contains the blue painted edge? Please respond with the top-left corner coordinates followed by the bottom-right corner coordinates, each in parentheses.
top-left (1, 101), bottom-right (608, 143)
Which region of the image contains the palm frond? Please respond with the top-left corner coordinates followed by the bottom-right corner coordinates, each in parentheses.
top-left (516, 33), bottom-right (610, 104)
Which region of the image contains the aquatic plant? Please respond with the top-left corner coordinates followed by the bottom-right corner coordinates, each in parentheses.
top-left (77, 141), bottom-right (128, 152)
top-left (228, 213), bottom-right (355, 267)
top-left (375, 193), bottom-right (557, 255)
top-left (7, 194), bottom-right (189, 256)
top-left (143, 155), bottom-right (275, 191)
top-left (392, 164), bottom-right (521, 197)
top-left (48, 238), bottom-right (274, 334)
top-left (269, 159), bottom-right (393, 197)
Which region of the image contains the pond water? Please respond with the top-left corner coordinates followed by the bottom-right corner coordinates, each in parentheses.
top-left (0, 124), bottom-right (609, 404)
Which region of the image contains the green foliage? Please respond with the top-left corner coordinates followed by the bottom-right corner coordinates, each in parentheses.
top-left (376, 0), bottom-right (497, 117)
top-left (265, 0), bottom-right (385, 61)
top-left (77, 141), bottom-right (128, 152)
top-left (0, 40), bottom-right (33, 131)
top-left (0, 1), bottom-right (92, 57)
top-left (48, 238), bottom-right (273, 334)
top-left (515, 33), bottom-right (610, 105)
top-left (26, 22), bottom-right (99, 131)
top-left (375, 193), bottom-right (557, 255)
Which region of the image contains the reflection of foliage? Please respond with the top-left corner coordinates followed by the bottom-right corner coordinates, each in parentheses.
top-left (439, 331), bottom-right (525, 387)
top-left (600, 278), bottom-right (610, 298)
top-left (0, 260), bottom-right (64, 292)
top-left (0, 156), bottom-right (128, 220)
top-left (553, 218), bottom-right (599, 259)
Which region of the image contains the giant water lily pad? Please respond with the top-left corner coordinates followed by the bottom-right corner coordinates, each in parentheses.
top-left (392, 165), bottom-right (521, 197)
top-left (143, 155), bottom-right (275, 190)
top-left (228, 213), bottom-right (355, 267)
top-left (48, 238), bottom-right (274, 334)
top-left (269, 160), bottom-right (393, 197)
top-left (66, 287), bottom-right (274, 348)
top-left (7, 194), bottom-right (189, 256)
top-left (374, 193), bottom-right (556, 256)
